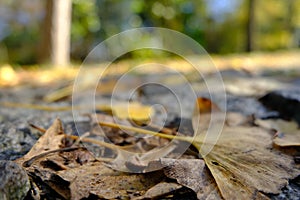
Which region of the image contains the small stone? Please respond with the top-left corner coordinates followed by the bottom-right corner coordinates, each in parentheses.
top-left (0, 160), bottom-right (30, 200)
top-left (259, 89), bottom-right (300, 123)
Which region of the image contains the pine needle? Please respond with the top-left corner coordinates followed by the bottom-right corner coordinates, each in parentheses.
top-left (98, 121), bottom-right (197, 145)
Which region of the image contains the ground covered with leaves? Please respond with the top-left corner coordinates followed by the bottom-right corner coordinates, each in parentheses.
top-left (0, 61), bottom-right (300, 199)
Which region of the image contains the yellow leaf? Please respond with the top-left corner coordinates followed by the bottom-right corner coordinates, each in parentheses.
top-left (111, 102), bottom-right (153, 122)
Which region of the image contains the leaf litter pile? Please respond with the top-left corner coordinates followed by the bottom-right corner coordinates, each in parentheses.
top-left (4, 95), bottom-right (297, 200)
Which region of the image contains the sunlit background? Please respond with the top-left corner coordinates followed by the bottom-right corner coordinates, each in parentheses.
top-left (0, 0), bottom-right (300, 66)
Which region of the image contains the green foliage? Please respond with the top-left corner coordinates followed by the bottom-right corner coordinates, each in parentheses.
top-left (71, 0), bottom-right (100, 59)
top-left (0, 0), bottom-right (300, 64)
top-left (0, 0), bottom-right (41, 65)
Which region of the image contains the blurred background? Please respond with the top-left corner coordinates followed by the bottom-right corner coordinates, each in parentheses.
top-left (0, 0), bottom-right (300, 67)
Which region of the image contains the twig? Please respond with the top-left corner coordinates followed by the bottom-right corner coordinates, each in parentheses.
top-left (147, 123), bottom-right (183, 135)
top-left (67, 135), bottom-right (122, 150)
top-left (28, 123), bottom-right (46, 133)
top-left (98, 121), bottom-right (194, 144)
top-left (22, 147), bottom-right (81, 167)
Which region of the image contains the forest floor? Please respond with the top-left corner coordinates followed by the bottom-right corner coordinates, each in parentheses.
top-left (0, 50), bottom-right (300, 199)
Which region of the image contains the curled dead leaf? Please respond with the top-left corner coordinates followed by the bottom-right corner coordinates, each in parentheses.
top-left (16, 118), bottom-right (66, 166)
top-left (255, 119), bottom-right (300, 147)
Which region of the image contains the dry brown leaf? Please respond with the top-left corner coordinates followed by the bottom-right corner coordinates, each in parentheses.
top-left (16, 118), bottom-right (66, 165)
top-left (16, 119), bottom-right (166, 199)
top-left (19, 116), bottom-right (184, 198)
top-left (134, 182), bottom-right (182, 199)
top-left (255, 119), bottom-right (300, 147)
top-left (160, 158), bottom-right (222, 200)
top-left (91, 113), bottom-right (178, 172)
top-left (22, 150), bottom-right (165, 199)
top-left (99, 109), bottom-right (300, 199)
top-left (90, 113), bottom-right (137, 143)
top-left (58, 162), bottom-right (163, 200)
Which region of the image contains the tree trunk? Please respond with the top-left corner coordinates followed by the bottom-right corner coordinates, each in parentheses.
top-left (246, 0), bottom-right (255, 52)
top-left (39, 0), bottom-right (72, 66)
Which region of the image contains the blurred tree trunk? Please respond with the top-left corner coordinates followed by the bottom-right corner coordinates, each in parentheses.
top-left (246, 0), bottom-right (255, 52)
top-left (39, 0), bottom-right (72, 66)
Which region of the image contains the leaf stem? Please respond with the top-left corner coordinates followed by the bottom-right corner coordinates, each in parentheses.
top-left (23, 147), bottom-right (80, 167)
top-left (67, 135), bottom-right (122, 151)
top-left (99, 121), bottom-right (195, 144)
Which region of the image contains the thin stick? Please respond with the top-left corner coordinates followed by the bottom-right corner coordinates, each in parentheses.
top-left (23, 147), bottom-right (81, 167)
top-left (147, 123), bottom-right (176, 135)
top-left (67, 135), bottom-right (123, 150)
top-left (29, 123), bottom-right (47, 133)
top-left (99, 121), bottom-right (195, 144)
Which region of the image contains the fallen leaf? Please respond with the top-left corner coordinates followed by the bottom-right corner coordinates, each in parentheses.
top-left (108, 141), bottom-right (177, 173)
top-left (16, 119), bottom-right (169, 199)
top-left (192, 99), bottom-right (300, 199)
top-left (195, 97), bottom-right (221, 114)
top-left (89, 113), bottom-right (137, 146)
top-left (59, 162), bottom-right (164, 200)
top-left (110, 102), bottom-right (153, 122)
top-left (255, 119), bottom-right (300, 147)
top-left (16, 118), bottom-right (66, 165)
top-left (198, 125), bottom-right (295, 200)
top-left (224, 77), bottom-right (287, 96)
top-left (22, 150), bottom-right (165, 199)
top-left (160, 158), bottom-right (222, 200)
top-left (134, 182), bottom-right (182, 199)
top-left (91, 113), bottom-right (178, 172)
top-left (83, 101), bottom-right (157, 123)
top-left (100, 98), bottom-right (300, 199)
